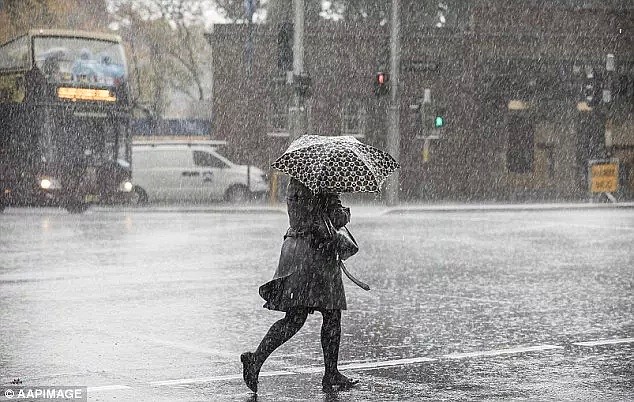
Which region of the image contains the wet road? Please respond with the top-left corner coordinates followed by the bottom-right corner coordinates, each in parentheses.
top-left (0, 205), bottom-right (632, 401)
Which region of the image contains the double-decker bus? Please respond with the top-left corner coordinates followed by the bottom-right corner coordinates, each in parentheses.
top-left (0, 29), bottom-right (133, 213)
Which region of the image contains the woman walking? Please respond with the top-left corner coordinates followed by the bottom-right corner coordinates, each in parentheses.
top-left (240, 177), bottom-right (359, 393)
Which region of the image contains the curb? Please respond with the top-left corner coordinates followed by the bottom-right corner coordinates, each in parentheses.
top-left (92, 205), bottom-right (287, 214)
top-left (382, 202), bottom-right (634, 215)
top-left (90, 202), bottom-right (634, 215)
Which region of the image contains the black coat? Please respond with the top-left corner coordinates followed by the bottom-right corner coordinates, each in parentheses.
top-left (259, 178), bottom-right (350, 311)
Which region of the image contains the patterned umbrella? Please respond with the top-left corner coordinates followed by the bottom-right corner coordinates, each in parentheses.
top-left (271, 135), bottom-right (400, 193)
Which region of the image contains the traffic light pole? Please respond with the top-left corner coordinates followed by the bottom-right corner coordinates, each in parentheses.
top-left (386, 0), bottom-right (401, 206)
top-left (289, 0), bottom-right (306, 142)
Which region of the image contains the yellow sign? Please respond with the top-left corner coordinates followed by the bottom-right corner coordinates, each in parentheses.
top-left (57, 87), bottom-right (116, 102)
top-left (590, 162), bottom-right (618, 193)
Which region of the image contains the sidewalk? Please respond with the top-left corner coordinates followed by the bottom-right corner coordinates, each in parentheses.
top-left (381, 201), bottom-right (634, 214)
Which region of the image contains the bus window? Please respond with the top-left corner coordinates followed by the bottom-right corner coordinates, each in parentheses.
top-left (33, 37), bottom-right (127, 85)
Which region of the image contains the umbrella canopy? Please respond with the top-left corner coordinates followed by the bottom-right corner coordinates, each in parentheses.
top-left (271, 135), bottom-right (400, 193)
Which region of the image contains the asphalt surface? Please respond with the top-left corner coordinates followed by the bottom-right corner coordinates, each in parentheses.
top-left (0, 203), bottom-right (632, 401)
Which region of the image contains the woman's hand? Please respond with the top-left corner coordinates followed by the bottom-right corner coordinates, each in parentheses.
top-left (328, 198), bottom-right (350, 229)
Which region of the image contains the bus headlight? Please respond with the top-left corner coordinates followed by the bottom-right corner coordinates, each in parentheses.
top-left (120, 181), bottom-right (133, 192)
top-left (40, 177), bottom-right (61, 190)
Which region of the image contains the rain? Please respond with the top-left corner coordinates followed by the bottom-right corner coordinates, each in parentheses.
top-left (1, 1), bottom-right (633, 401)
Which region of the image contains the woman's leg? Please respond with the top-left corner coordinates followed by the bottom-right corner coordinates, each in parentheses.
top-left (320, 309), bottom-right (358, 391)
top-left (254, 307), bottom-right (309, 368)
top-left (242, 307), bottom-right (309, 392)
top-left (320, 309), bottom-right (342, 377)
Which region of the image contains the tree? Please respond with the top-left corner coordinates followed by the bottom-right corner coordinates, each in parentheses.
top-left (0, 0), bottom-right (110, 43)
top-left (319, 0), bottom-right (388, 23)
top-left (109, 0), bottom-right (214, 120)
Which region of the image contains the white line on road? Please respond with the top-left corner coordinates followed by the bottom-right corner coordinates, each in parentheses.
top-left (87, 385), bottom-right (131, 392)
top-left (339, 356), bottom-right (437, 371)
top-left (149, 370), bottom-right (296, 386)
top-left (291, 356), bottom-right (437, 374)
top-left (552, 223), bottom-right (634, 231)
top-left (572, 338), bottom-right (634, 347)
top-left (424, 293), bottom-right (512, 304)
top-left (55, 338), bottom-right (634, 391)
top-left (150, 374), bottom-right (241, 386)
top-left (442, 344), bottom-right (563, 359)
top-left (150, 356), bottom-right (440, 386)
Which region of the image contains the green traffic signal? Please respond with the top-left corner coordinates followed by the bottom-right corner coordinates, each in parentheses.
top-left (434, 115), bottom-right (444, 128)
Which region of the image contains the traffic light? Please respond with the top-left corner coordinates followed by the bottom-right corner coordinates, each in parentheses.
top-left (584, 81), bottom-right (600, 107)
top-left (433, 114), bottom-right (445, 128)
top-left (582, 65), bottom-right (602, 107)
top-left (374, 72), bottom-right (389, 96)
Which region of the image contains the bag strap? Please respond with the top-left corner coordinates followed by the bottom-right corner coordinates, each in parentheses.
top-left (339, 226), bottom-right (358, 247)
top-left (321, 212), bottom-right (336, 238)
top-left (339, 260), bottom-right (370, 291)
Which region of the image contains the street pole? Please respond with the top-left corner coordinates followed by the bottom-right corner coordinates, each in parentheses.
top-left (290, 0), bottom-right (305, 142)
top-left (604, 53), bottom-right (615, 158)
top-left (386, 0), bottom-right (401, 205)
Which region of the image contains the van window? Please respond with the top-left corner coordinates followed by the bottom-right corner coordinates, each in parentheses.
top-left (135, 149), bottom-right (193, 168)
top-left (194, 151), bottom-right (229, 168)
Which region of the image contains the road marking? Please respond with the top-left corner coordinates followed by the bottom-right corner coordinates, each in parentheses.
top-left (572, 337), bottom-right (634, 347)
top-left (87, 385), bottom-right (131, 392)
top-left (554, 223), bottom-right (634, 232)
top-left (152, 357), bottom-right (440, 386)
top-left (424, 293), bottom-right (512, 304)
top-left (442, 344), bottom-right (563, 359)
top-left (149, 370), bottom-right (296, 386)
top-left (292, 356), bottom-right (436, 374)
top-left (42, 338), bottom-right (634, 392)
top-left (338, 356), bottom-right (437, 371)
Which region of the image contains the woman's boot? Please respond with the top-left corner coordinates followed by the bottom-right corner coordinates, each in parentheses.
top-left (242, 308), bottom-right (309, 393)
top-left (240, 352), bottom-right (259, 393)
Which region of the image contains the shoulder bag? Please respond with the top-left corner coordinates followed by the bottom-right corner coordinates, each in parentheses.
top-left (322, 214), bottom-right (370, 291)
top-left (322, 214), bottom-right (359, 261)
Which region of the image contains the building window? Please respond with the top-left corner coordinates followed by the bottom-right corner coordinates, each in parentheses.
top-left (341, 99), bottom-right (366, 137)
top-left (507, 115), bottom-right (534, 173)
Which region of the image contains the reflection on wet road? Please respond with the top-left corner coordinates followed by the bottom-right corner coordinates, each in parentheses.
top-left (0, 206), bottom-right (632, 401)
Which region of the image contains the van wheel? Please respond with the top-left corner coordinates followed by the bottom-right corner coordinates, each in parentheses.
top-left (66, 202), bottom-right (90, 214)
top-left (130, 186), bottom-right (148, 206)
top-left (225, 185), bottom-right (250, 203)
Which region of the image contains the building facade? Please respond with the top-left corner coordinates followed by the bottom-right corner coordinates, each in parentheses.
top-left (209, 1), bottom-right (633, 201)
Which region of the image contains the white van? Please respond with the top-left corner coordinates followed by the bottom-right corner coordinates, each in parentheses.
top-left (130, 142), bottom-right (269, 204)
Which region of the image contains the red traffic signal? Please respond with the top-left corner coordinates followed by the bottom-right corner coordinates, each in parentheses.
top-left (374, 72), bottom-right (389, 96)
